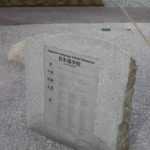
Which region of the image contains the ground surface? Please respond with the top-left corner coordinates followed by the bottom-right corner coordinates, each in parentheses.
top-left (0, 7), bottom-right (150, 150)
top-left (0, 7), bottom-right (150, 25)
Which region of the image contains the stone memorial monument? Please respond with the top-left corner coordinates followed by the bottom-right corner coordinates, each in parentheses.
top-left (15, 34), bottom-right (136, 150)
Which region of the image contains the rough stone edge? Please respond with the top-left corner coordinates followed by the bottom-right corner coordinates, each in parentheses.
top-left (7, 40), bottom-right (26, 65)
top-left (117, 57), bottom-right (137, 150)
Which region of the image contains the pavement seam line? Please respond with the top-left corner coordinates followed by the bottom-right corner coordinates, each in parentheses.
top-left (115, 0), bottom-right (150, 47)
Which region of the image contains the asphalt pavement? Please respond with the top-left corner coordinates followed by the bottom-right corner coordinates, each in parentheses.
top-left (0, 7), bottom-right (150, 25)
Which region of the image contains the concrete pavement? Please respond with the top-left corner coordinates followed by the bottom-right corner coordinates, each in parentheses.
top-left (0, 23), bottom-right (150, 150)
top-left (0, 6), bottom-right (150, 150)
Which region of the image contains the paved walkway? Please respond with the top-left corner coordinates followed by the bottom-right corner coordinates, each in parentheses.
top-left (0, 7), bottom-right (150, 150)
top-left (0, 23), bottom-right (150, 150)
top-left (0, 7), bottom-right (150, 25)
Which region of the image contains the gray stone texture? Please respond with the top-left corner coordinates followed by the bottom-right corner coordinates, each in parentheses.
top-left (24, 34), bottom-right (135, 150)
top-left (102, 0), bottom-right (150, 7)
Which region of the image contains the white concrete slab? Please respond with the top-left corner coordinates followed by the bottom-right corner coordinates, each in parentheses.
top-left (0, 23), bottom-right (150, 150)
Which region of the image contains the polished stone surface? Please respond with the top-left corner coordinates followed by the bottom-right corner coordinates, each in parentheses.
top-left (25, 34), bottom-right (133, 150)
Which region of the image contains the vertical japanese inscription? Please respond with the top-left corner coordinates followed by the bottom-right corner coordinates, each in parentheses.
top-left (44, 46), bottom-right (99, 142)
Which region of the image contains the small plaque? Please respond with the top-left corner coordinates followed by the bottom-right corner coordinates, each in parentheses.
top-left (44, 45), bottom-right (99, 143)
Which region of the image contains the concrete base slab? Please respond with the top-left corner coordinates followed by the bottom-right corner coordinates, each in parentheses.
top-left (0, 23), bottom-right (150, 150)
